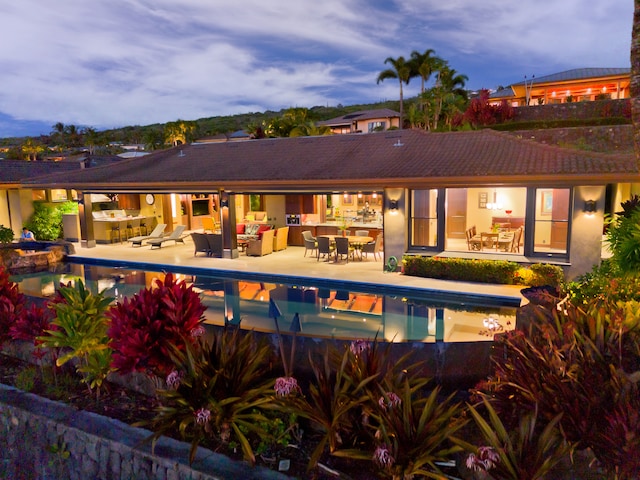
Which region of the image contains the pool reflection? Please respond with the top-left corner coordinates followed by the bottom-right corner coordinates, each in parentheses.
top-left (10, 262), bottom-right (517, 343)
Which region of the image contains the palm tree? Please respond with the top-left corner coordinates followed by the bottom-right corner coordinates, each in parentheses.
top-left (632, 2), bottom-right (640, 156)
top-left (377, 56), bottom-right (412, 129)
top-left (432, 65), bottom-right (468, 130)
top-left (21, 138), bottom-right (45, 161)
top-left (410, 49), bottom-right (443, 95)
top-left (289, 121), bottom-right (332, 137)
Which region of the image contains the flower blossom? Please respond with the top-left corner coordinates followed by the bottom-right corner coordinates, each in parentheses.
top-left (166, 370), bottom-right (184, 389)
top-left (190, 325), bottom-right (206, 338)
top-left (466, 446), bottom-right (499, 472)
top-left (195, 408), bottom-right (211, 425)
top-left (274, 376), bottom-right (300, 397)
top-left (350, 339), bottom-right (370, 355)
top-left (373, 444), bottom-right (395, 469)
top-left (378, 392), bottom-right (402, 410)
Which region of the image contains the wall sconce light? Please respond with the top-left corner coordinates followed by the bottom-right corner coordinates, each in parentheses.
top-left (389, 199), bottom-right (398, 211)
top-left (584, 200), bottom-right (596, 214)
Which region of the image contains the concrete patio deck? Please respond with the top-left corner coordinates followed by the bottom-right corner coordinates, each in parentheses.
top-left (68, 235), bottom-right (525, 306)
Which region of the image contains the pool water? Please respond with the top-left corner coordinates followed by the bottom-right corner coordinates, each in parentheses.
top-left (10, 262), bottom-right (517, 343)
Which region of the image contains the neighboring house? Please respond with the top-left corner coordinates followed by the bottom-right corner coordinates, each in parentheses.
top-left (317, 109), bottom-right (401, 134)
top-left (23, 129), bottom-right (639, 279)
top-left (489, 68), bottom-right (630, 106)
top-left (0, 160), bottom-right (83, 238)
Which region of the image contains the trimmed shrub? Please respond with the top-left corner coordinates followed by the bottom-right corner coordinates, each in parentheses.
top-left (402, 256), bottom-right (564, 286)
top-left (0, 225), bottom-right (14, 243)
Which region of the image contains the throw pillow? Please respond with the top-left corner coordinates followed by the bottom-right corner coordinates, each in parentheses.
top-left (236, 224), bottom-right (245, 234)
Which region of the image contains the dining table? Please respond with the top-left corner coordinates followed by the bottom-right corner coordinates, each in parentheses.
top-left (317, 235), bottom-right (373, 261)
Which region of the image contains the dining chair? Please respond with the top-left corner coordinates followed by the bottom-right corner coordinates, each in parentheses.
top-left (361, 234), bottom-right (383, 261)
top-left (317, 236), bottom-right (334, 262)
top-left (302, 230), bottom-right (317, 257)
top-left (334, 236), bottom-right (355, 263)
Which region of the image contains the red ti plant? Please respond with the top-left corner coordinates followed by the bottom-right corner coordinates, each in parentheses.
top-left (107, 272), bottom-right (207, 378)
top-left (0, 266), bottom-right (26, 346)
top-left (9, 303), bottom-right (54, 363)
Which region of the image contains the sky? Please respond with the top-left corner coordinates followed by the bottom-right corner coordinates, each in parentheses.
top-left (0, 0), bottom-right (634, 138)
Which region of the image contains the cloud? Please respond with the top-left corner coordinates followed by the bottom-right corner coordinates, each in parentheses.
top-left (0, 0), bottom-right (632, 137)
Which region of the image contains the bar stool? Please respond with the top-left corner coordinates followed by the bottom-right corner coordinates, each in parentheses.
top-left (127, 218), bottom-right (141, 239)
top-left (110, 224), bottom-right (124, 243)
top-left (139, 217), bottom-right (149, 236)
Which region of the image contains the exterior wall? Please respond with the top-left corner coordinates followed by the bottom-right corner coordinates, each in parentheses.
top-left (512, 99), bottom-right (629, 123)
top-left (383, 188), bottom-right (407, 270)
top-left (0, 189), bottom-right (10, 234)
top-left (566, 185), bottom-right (607, 280)
top-left (354, 116), bottom-right (400, 132)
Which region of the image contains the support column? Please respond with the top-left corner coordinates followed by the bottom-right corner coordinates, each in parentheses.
top-left (78, 192), bottom-right (96, 248)
top-left (219, 189), bottom-right (238, 259)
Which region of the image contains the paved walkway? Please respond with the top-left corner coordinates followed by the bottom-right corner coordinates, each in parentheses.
top-left (68, 238), bottom-right (525, 306)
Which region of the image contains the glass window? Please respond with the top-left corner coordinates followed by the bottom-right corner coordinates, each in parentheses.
top-left (50, 189), bottom-right (68, 202)
top-left (445, 187), bottom-right (527, 253)
top-left (410, 189), bottom-right (438, 247)
top-left (32, 189), bottom-right (46, 201)
top-left (368, 121), bottom-right (386, 133)
top-left (533, 188), bottom-right (570, 254)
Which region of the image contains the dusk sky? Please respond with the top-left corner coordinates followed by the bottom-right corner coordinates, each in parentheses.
top-left (0, 0), bottom-right (633, 138)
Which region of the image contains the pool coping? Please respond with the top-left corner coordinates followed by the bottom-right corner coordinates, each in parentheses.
top-left (67, 256), bottom-right (523, 308)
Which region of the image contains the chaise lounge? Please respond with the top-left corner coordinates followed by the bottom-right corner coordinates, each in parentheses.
top-left (147, 225), bottom-right (187, 249)
top-left (128, 224), bottom-right (166, 247)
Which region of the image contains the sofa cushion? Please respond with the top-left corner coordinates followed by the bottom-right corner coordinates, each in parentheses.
top-left (245, 224), bottom-right (260, 235)
top-left (256, 224), bottom-right (272, 238)
top-left (236, 224), bottom-right (245, 234)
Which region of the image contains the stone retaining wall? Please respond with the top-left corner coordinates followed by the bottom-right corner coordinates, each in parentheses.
top-left (0, 383), bottom-right (291, 480)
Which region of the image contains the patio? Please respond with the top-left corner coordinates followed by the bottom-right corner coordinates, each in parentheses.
top-left (67, 231), bottom-right (525, 304)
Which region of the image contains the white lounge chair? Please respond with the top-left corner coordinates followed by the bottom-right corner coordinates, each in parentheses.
top-left (147, 225), bottom-right (187, 249)
top-left (129, 224), bottom-right (166, 247)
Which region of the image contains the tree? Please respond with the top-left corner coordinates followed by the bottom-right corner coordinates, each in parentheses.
top-left (432, 64), bottom-right (468, 130)
top-left (410, 49), bottom-right (444, 129)
top-left (289, 121), bottom-right (332, 137)
top-left (21, 137), bottom-right (45, 161)
top-left (164, 120), bottom-right (196, 146)
top-left (377, 56), bottom-right (412, 129)
top-left (632, 1), bottom-right (640, 156)
top-left (83, 127), bottom-right (100, 155)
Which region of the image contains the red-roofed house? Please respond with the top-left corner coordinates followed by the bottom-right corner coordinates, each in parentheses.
top-left (20, 128), bottom-right (640, 279)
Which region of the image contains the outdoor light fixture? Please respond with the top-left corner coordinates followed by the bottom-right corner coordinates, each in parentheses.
top-left (389, 199), bottom-right (399, 211)
top-left (584, 200), bottom-right (596, 214)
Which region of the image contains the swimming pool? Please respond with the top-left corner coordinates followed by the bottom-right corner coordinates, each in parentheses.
top-left (10, 260), bottom-right (518, 344)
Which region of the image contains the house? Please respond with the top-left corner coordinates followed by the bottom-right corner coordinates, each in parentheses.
top-left (22, 128), bottom-right (640, 279)
top-left (0, 160), bottom-right (84, 238)
top-left (489, 68), bottom-right (630, 106)
top-left (317, 109), bottom-right (401, 134)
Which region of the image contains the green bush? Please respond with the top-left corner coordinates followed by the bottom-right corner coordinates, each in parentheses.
top-left (25, 201), bottom-right (77, 241)
top-left (402, 255), bottom-right (564, 286)
top-left (0, 224), bottom-right (14, 243)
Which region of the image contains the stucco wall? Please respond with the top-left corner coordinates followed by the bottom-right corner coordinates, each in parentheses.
top-left (383, 188), bottom-right (406, 270)
top-left (567, 186), bottom-right (607, 280)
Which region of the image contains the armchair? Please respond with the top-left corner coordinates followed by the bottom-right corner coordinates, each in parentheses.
top-left (273, 226), bottom-right (289, 251)
top-left (246, 228), bottom-right (275, 256)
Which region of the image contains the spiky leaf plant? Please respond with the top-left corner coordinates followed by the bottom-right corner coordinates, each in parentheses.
top-left (0, 266), bottom-right (26, 346)
top-left (283, 344), bottom-right (379, 471)
top-left (361, 378), bottom-right (465, 480)
top-left (455, 399), bottom-right (568, 480)
top-left (37, 280), bottom-right (114, 397)
top-left (139, 328), bottom-right (276, 465)
top-left (108, 272), bottom-right (207, 378)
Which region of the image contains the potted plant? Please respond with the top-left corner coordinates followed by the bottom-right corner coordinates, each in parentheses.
top-left (338, 216), bottom-right (350, 237)
top-left (0, 225), bottom-right (14, 244)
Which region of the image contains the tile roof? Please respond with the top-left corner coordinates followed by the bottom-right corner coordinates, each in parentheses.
top-left (23, 129), bottom-right (639, 192)
top-left (509, 68), bottom-right (629, 87)
top-left (317, 109), bottom-right (400, 126)
top-left (0, 160), bottom-right (83, 187)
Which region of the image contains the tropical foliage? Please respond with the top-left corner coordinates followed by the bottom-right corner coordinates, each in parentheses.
top-left (24, 200), bottom-right (78, 241)
top-left (107, 272), bottom-right (207, 377)
top-left (0, 224), bottom-right (14, 243)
